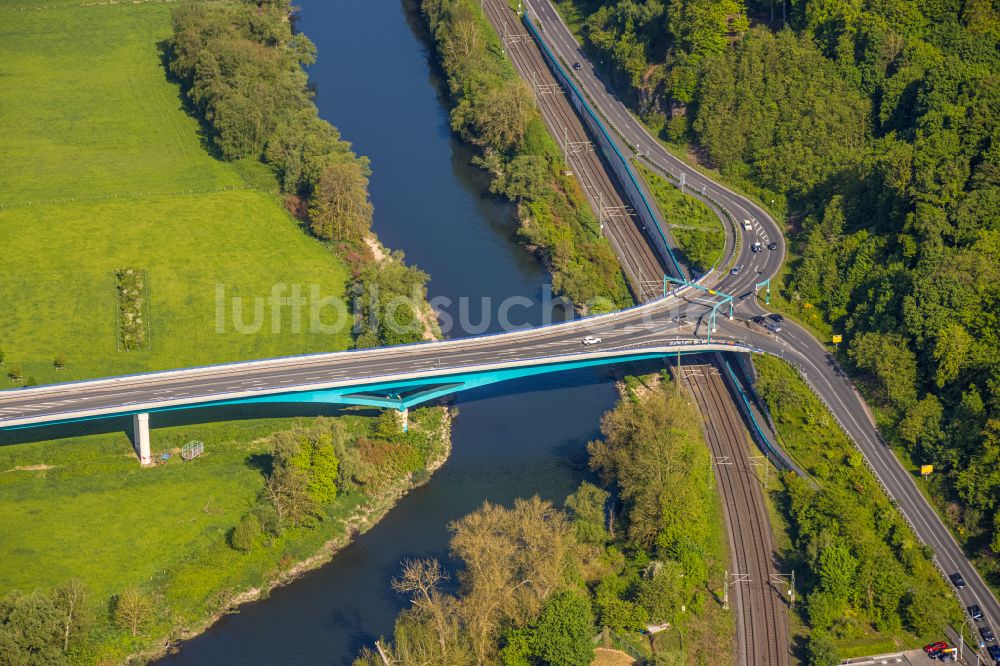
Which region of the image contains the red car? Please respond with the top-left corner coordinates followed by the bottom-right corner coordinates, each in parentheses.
top-left (924, 641), bottom-right (948, 653)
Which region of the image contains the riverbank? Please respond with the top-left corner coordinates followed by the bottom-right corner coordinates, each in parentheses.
top-left (143, 408), bottom-right (454, 664)
top-left (420, 0), bottom-right (631, 312)
top-left (357, 373), bottom-right (733, 664)
top-left (0, 2), bottom-right (454, 664)
top-left (0, 407), bottom-right (453, 664)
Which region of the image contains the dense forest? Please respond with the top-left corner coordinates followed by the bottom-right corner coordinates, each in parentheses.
top-left (167, 0), bottom-right (428, 346)
top-left (560, 0), bottom-right (1000, 574)
top-left (421, 0), bottom-right (633, 311)
top-left (356, 376), bottom-right (731, 665)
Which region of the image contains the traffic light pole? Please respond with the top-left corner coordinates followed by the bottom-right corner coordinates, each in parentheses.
top-left (663, 275), bottom-right (734, 343)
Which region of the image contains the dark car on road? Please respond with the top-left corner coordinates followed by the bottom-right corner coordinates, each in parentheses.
top-left (987, 644), bottom-right (1000, 663)
top-left (970, 604), bottom-right (985, 621)
top-left (982, 626), bottom-right (996, 643)
top-left (751, 315), bottom-right (766, 324)
top-left (768, 241), bottom-right (778, 250)
top-left (950, 572), bottom-right (967, 589)
top-left (730, 264), bottom-right (743, 275)
top-left (572, 62), bottom-right (582, 70)
top-left (769, 313), bottom-right (784, 323)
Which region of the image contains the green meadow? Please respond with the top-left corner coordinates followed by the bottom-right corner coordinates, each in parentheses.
top-left (0, 407), bottom-right (449, 662)
top-left (0, 1), bottom-right (352, 387)
top-left (0, 4), bottom-right (449, 661)
top-left (638, 163), bottom-right (726, 274)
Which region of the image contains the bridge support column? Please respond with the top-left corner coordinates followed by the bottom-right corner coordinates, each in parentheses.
top-left (399, 408), bottom-right (409, 433)
top-left (132, 413), bottom-right (151, 465)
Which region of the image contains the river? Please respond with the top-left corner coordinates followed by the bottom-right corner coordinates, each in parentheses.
top-left (160, 2), bottom-right (633, 663)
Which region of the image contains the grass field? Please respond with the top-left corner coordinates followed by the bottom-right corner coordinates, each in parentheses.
top-left (0, 3), bottom-right (387, 659)
top-left (0, 2), bottom-right (244, 202)
top-left (638, 164), bottom-right (725, 274)
top-left (0, 1), bottom-right (353, 387)
top-left (0, 407), bottom-right (449, 661)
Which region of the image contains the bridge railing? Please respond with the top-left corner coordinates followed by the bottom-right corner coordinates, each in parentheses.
top-left (4, 278), bottom-right (719, 397)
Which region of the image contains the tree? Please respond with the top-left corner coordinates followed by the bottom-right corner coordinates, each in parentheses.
top-left (494, 154), bottom-right (548, 202)
top-left (636, 560), bottom-right (691, 623)
top-left (0, 589), bottom-right (63, 665)
top-left (932, 323), bottom-right (973, 387)
top-left (264, 466), bottom-right (316, 527)
top-left (564, 482), bottom-right (609, 545)
top-left (114, 587), bottom-right (151, 637)
top-left (992, 510), bottom-right (1000, 555)
top-left (817, 541), bottom-right (857, 601)
top-left (806, 590), bottom-right (846, 631)
top-left (903, 585), bottom-right (947, 636)
top-left (449, 497), bottom-right (575, 661)
top-left (391, 559), bottom-right (454, 662)
top-left (807, 631), bottom-right (841, 666)
top-left (468, 80), bottom-right (534, 151)
top-left (308, 160), bottom-right (373, 244)
top-left (307, 433), bottom-right (340, 504)
top-left (374, 410), bottom-right (402, 440)
top-left (53, 354), bottom-right (67, 370)
top-left (587, 387), bottom-right (710, 552)
top-left (7, 365), bottom-right (23, 383)
top-left (52, 579), bottom-right (90, 654)
top-left (529, 591), bottom-right (594, 666)
top-left (0, 349), bottom-right (5, 365)
top-left (231, 513), bottom-right (261, 553)
top-left (848, 332), bottom-right (918, 408)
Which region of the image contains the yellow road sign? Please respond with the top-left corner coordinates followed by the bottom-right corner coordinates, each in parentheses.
top-left (921, 464), bottom-right (934, 476)
top-left (832, 334), bottom-right (843, 344)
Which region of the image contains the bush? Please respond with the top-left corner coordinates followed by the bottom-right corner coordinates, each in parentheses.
top-left (231, 513), bottom-right (262, 553)
top-left (529, 591), bottom-right (594, 666)
top-left (807, 631), bottom-right (841, 666)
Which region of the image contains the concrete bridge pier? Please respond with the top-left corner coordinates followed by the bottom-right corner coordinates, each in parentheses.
top-left (399, 407), bottom-right (409, 433)
top-left (132, 413), bottom-right (151, 465)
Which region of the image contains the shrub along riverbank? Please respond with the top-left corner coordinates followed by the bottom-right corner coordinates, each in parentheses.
top-left (0, 409), bottom-right (451, 665)
top-left (355, 374), bottom-right (733, 665)
top-left (420, 0), bottom-right (632, 312)
top-left (166, 0), bottom-right (430, 346)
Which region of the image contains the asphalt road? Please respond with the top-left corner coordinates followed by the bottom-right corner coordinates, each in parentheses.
top-left (525, 0), bottom-right (1000, 647)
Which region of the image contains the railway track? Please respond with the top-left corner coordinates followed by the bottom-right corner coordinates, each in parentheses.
top-left (680, 362), bottom-right (789, 666)
top-left (481, 0), bottom-right (665, 302)
top-left (478, 4), bottom-right (790, 662)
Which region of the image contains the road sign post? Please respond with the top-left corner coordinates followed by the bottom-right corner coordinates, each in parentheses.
top-left (755, 278), bottom-right (771, 305)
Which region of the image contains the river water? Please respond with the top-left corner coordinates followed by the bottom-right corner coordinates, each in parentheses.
top-left (160, 2), bottom-right (634, 663)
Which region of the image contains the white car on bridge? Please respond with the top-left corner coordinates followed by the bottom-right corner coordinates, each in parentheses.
top-left (581, 336), bottom-right (602, 345)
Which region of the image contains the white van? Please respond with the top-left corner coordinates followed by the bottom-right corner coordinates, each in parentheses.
top-left (742, 219), bottom-right (753, 231)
